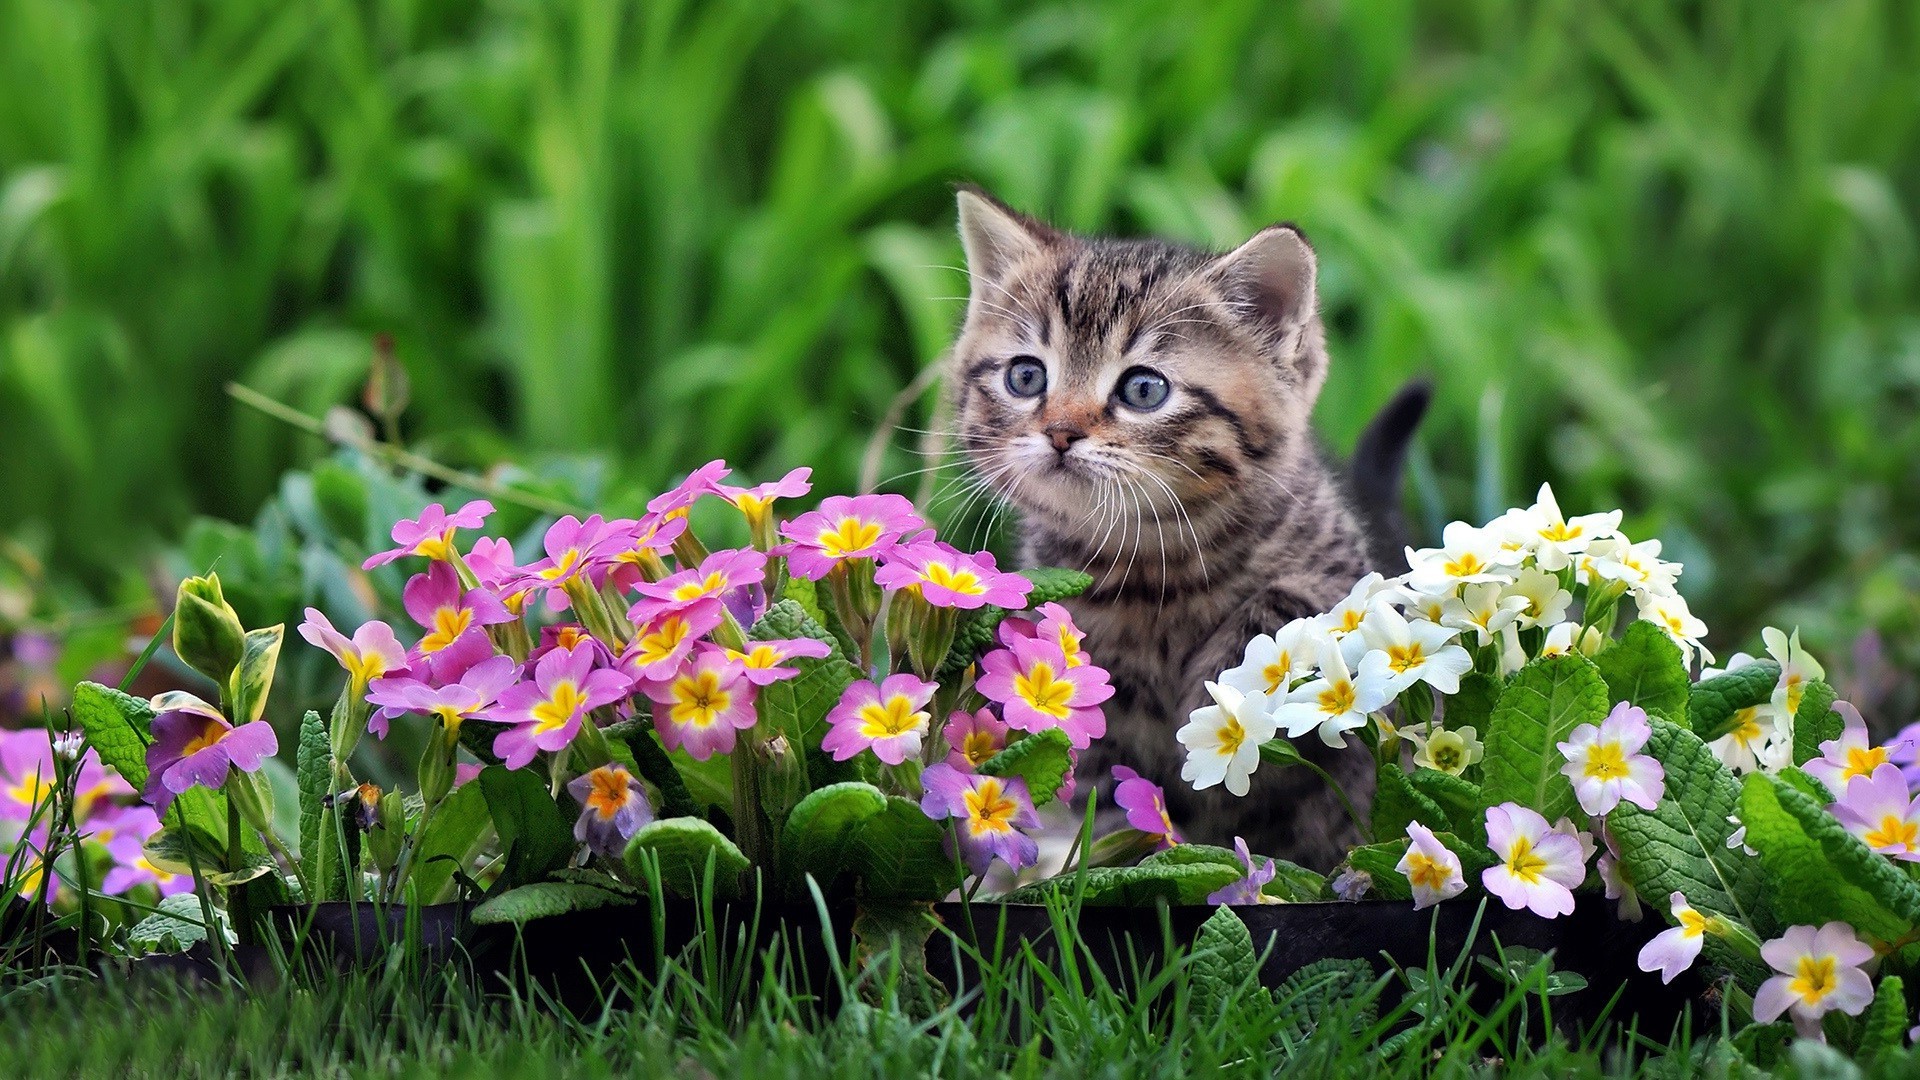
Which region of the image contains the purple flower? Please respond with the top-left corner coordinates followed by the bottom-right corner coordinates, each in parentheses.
top-left (604, 512), bottom-right (692, 591)
top-left (1806, 702), bottom-right (1905, 793)
top-left (100, 814), bottom-right (192, 897)
top-left (362, 499), bottom-right (493, 569)
top-left (1831, 762), bottom-right (1920, 859)
top-left (479, 645), bottom-right (630, 769)
top-left (1, 727), bottom-right (130, 823)
top-left (467, 536), bottom-right (538, 615)
top-left (511, 514), bottom-right (623, 602)
top-left (821, 674), bottom-right (936, 766)
top-left (874, 541), bottom-right (1032, 610)
top-left (1206, 837), bottom-right (1278, 904)
top-left (640, 649), bottom-right (759, 760)
top-left (567, 764), bottom-right (655, 858)
top-left (628, 548), bottom-right (767, 626)
top-left (646, 459), bottom-right (733, 519)
top-left (1557, 701), bottom-right (1665, 817)
top-left (621, 603), bottom-right (725, 685)
top-left (141, 692), bottom-right (278, 814)
top-left (726, 637), bottom-right (833, 687)
top-left (975, 636), bottom-right (1113, 748)
top-left (999, 602), bottom-right (1090, 667)
top-left (920, 763), bottom-right (1040, 875)
top-left (775, 494), bottom-right (924, 580)
top-left (368, 655), bottom-right (520, 738)
top-left (715, 467), bottom-right (812, 529)
top-left (298, 608), bottom-right (407, 692)
top-left (1112, 765), bottom-right (1180, 847)
top-left (943, 708), bottom-right (1010, 771)
top-left (530, 624), bottom-right (618, 667)
top-left (402, 562), bottom-right (513, 680)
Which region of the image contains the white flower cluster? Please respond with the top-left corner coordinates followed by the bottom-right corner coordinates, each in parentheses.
top-left (1698, 628), bottom-right (1826, 777)
top-left (1179, 484), bottom-right (1703, 796)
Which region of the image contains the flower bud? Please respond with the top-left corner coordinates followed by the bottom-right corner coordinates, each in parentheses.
top-left (366, 790), bottom-right (408, 873)
top-left (418, 739), bottom-right (454, 809)
top-left (173, 573), bottom-right (247, 686)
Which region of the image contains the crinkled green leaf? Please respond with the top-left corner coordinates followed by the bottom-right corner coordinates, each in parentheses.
top-left (1191, 905), bottom-right (1258, 1020)
top-left (778, 781), bottom-right (889, 892)
top-left (1373, 763), bottom-right (1448, 843)
top-left (227, 624), bottom-right (284, 726)
top-left (405, 780), bottom-right (490, 904)
top-left (1263, 858), bottom-right (1332, 902)
top-left (1342, 840), bottom-right (1413, 900)
top-left (624, 817), bottom-right (750, 897)
top-left (1273, 958), bottom-right (1377, 1044)
top-left (850, 901), bottom-right (947, 1014)
top-left (294, 710), bottom-right (343, 900)
top-left (1480, 654), bottom-right (1610, 822)
top-left (751, 599), bottom-right (860, 755)
top-left (999, 861), bottom-right (1243, 907)
top-left (1610, 719), bottom-right (1772, 934)
top-left (1790, 680), bottom-right (1841, 768)
top-left (1142, 843), bottom-right (1241, 870)
top-left (1740, 774), bottom-right (1920, 946)
top-left (1858, 975), bottom-right (1907, 1059)
top-left (1595, 620), bottom-right (1691, 725)
top-left (479, 765), bottom-right (573, 892)
top-left (128, 893), bottom-right (218, 954)
top-left (1779, 766), bottom-right (1835, 805)
top-left (846, 796), bottom-right (961, 902)
top-left (1689, 661), bottom-right (1781, 742)
top-left (470, 881), bottom-right (632, 925)
top-left (976, 728), bottom-right (1073, 807)
top-left (1409, 769), bottom-right (1486, 850)
top-left (1440, 672), bottom-right (1502, 735)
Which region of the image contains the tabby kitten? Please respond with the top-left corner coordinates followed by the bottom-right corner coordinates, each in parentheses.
top-left (946, 186), bottom-right (1404, 868)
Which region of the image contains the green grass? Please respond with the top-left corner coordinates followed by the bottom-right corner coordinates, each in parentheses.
top-left (4, 0), bottom-right (1920, 699)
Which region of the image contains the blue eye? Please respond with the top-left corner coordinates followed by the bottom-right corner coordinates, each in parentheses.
top-left (1005, 356), bottom-right (1048, 398)
top-left (1117, 368), bottom-right (1170, 410)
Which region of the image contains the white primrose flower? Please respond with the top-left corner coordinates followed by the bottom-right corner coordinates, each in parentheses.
top-left (1699, 651), bottom-right (1759, 680)
top-left (1405, 521), bottom-right (1518, 594)
top-left (1397, 822), bottom-right (1466, 910)
top-left (1636, 591), bottom-right (1713, 666)
top-left (1761, 626), bottom-right (1825, 720)
top-left (1441, 582), bottom-right (1529, 646)
top-left (1317, 572), bottom-right (1392, 640)
top-left (1356, 599), bottom-right (1474, 696)
top-left (1272, 643), bottom-right (1394, 749)
top-left (1507, 483), bottom-right (1622, 571)
top-left (1582, 536), bottom-right (1680, 597)
top-left (1220, 618), bottom-right (1325, 699)
top-left (1178, 681), bottom-right (1277, 797)
top-left (1538, 621), bottom-right (1608, 660)
top-left (1410, 724), bottom-right (1482, 776)
top-left (1637, 892), bottom-right (1715, 984)
top-left (1707, 703), bottom-right (1790, 776)
top-left (1502, 566), bottom-right (1574, 630)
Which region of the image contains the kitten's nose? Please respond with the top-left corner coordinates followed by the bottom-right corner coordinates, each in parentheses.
top-left (1045, 424), bottom-right (1087, 454)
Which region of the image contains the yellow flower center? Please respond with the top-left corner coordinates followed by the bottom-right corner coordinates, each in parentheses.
top-left (1336, 609), bottom-right (1364, 634)
top-left (1843, 745), bottom-right (1891, 782)
top-left (741, 645), bottom-right (782, 669)
top-left (1386, 643), bottom-right (1427, 674)
top-left (421, 606), bottom-right (474, 653)
top-left (1444, 552), bottom-right (1486, 578)
top-left (671, 571), bottom-right (729, 602)
top-left (415, 528), bottom-right (457, 561)
top-left (1215, 715), bottom-right (1246, 757)
top-left (733, 493), bottom-right (775, 525)
top-left (1678, 907), bottom-right (1712, 939)
top-left (856, 696), bottom-right (926, 740)
top-left (538, 548), bottom-right (582, 582)
top-left (1865, 815), bottom-right (1919, 853)
top-left (1318, 680), bottom-right (1357, 716)
top-left (1504, 836), bottom-right (1548, 885)
top-left (1014, 662), bottom-right (1074, 719)
top-left (429, 704), bottom-right (466, 735)
top-left (1730, 709), bottom-right (1763, 748)
top-left (961, 730), bottom-right (1000, 766)
top-left (923, 561), bottom-right (986, 597)
top-left (179, 719), bottom-right (231, 757)
top-left (344, 649), bottom-right (388, 687)
top-left (585, 768), bottom-right (631, 820)
top-left (1582, 742), bottom-right (1629, 781)
top-left (963, 779), bottom-right (1019, 836)
top-left (1405, 851), bottom-right (1452, 892)
top-left (1791, 955), bottom-right (1839, 1006)
top-left (669, 670), bottom-right (730, 728)
top-left (531, 680), bottom-right (587, 734)
top-left (1262, 653), bottom-right (1291, 694)
top-left (817, 518), bottom-right (881, 558)
top-left (1783, 675), bottom-right (1807, 716)
top-left (1539, 521), bottom-right (1581, 543)
top-left (1055, 628), bottom-right (1084, 667)
top-left (6, 774), bottom-right (51, 810)
top-left (633, 615), bottom-right (694, 666)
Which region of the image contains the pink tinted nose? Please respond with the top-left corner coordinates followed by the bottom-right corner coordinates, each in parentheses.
top-left (1045, 424), bottom-right (1087, 453)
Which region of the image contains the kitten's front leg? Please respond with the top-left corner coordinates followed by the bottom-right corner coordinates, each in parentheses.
top-left (1166, 587), bottom-right (1375, 869)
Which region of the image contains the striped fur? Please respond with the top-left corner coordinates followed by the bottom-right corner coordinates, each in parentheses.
top-left (947, 188), bottom-right (1375, 867)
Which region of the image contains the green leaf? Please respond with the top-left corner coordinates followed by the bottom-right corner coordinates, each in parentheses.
top-left (1595, 620), bottom-right (1691, 725)
top-left (143, 824), bottom-right (240, 875)
top-left (72, 681), bottom-right (153, 786)
top-left (1142, 843), bottom-right (1241, 870)
top-left (294, 710), bottom-right (341, 901)
top-left (778, 781), bottom-right (889, 892)
top-left (999, 861), bottom-right (1243, 907)
top-left (1480, 654), bottom-right (1610, 822)
top-left (976, 728), bottom-right (1074, 807)
top-left (1790, 680), bottom-right (1841, 768)
top-left (1609, 719), bottom-right (1772, 934)
top-left (1780, 766), bottom-right (1835, 806)
top-left (1408, 769), bottom-right (1487, 850)
top-left (1342, 840), bottom-right (1413, 900)
top-left (128, 893), bottom-right (218, 954)
top-left (405, 781), bottom-right (490, 904)
top-left (750, 599), bottom-right (860, 756)
top-left (1017, 566), bottom-right (1095, 606)
top-left (227, 623), bottom-right (284, 726)
top-left (1440, 672), bottom-right (1503, 736)
top-left (1739, 774), bottom-right (1920, 946)
top-left (1263, 858), bottom-right (1332, 902)
top-left (1373, 763), bottom-right (1448, 843)
top-left (1858, 975), bottom-right (1907, 1059)
top-left (1688, 661), bottom-right (1781, 742)
top-left (850, 901), bottom-right (948, 1014)
top-left (478, 765), bottom-right (573, 892)
top-left (623, 817), bottom-right (751, 897)
top-left (470, 881), bottom-right (632, 926)
top-left (1273, 958), bottom-right (1377, 1044)
top-left (846, 796), bottom-right (962, 902)
top-left (1191, 906), bottom-right (1258, 1021)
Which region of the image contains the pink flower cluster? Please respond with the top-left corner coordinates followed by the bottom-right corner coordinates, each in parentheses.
top-left (0, 728), bottom-right (188, 904)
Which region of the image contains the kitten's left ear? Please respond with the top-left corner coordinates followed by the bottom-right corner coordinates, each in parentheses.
top-left (1210, 223), bottom-right (1318, 337)
top-left (956, 184), bottom-right (1059, 285)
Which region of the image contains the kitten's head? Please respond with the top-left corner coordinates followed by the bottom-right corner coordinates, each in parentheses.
top-left (947, 186), bottom-right (1330, 539)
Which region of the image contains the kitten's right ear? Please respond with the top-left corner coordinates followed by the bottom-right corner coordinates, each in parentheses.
top-left (956, 184), bottom-right (1057, 286)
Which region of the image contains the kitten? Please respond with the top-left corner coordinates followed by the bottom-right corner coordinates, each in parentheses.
top-left (945, 186), bottom-right (1424, 868)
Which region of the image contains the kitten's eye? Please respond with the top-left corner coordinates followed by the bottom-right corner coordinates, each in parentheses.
top-left (1116, 367), bottom-right (1170, 411)
top-left (1004, 356), bottom-right (1048, 398)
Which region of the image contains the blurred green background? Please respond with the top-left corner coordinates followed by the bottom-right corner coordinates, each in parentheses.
top-left (3, 0), bottom-right (1919, 721)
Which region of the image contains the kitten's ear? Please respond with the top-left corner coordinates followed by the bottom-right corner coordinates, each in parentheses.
top-left (956, 185), bottom-right (1057, 286)
top-left (1211, 223), bottom-right (1318, 335)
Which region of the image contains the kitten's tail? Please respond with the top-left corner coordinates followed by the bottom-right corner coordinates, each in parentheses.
top-left (1349, 378), bottom-right (1432, 576)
